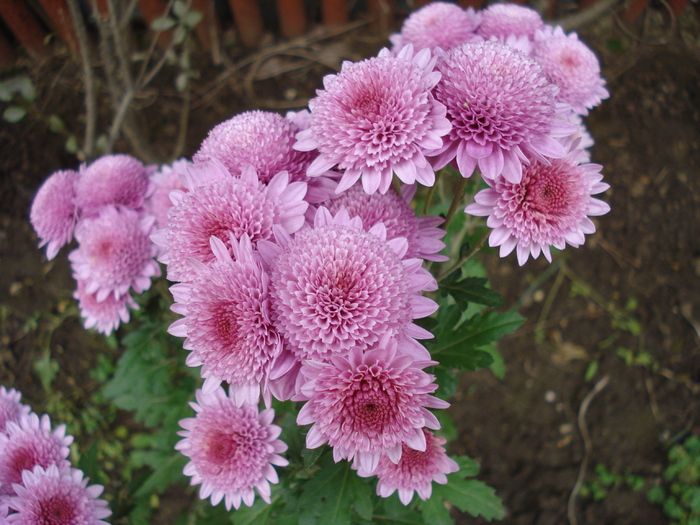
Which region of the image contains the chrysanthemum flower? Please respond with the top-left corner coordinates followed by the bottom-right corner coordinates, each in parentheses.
top-left (0, 414), bottom-right (72, 495)
top-left (29, 170), bottom-right (78, 260)
top-left (194, 110), bottom-right (316, 184)
top-left (168, 235), bottom-right (281, 405)
top-left (175, 387), bottom-right (288, 510)
top-left (74, 154), bottom-right (150, 216)
top-left (323, 184), bottom-right (448, 261)
top-left (295, 45), bottom-right (451, 195)
top-left (268, 207), bottom-right (437, 363)
top-left (432, 41), bottom-right (575, 183)
top-left (69, 205), bottom-right (160, 302)
top-left (143, 159), bottom-right (189, 229)
top-left (357, 429), bottom-right (459, 505)
top-left (0, 387), bottom-right (30, 434)
top-left (389, 2), bottom-right (482, 53)
top-left (476, 3), bottom-right (545, 41)
top-left (465, 154), bottom-right (610, 265)
top-left (7, 464), bottom-right (111, 525)
top-left (152, 163), bottom-right (307, 283)
top-left (532, 26), bottom-right (609, 115)
top-left (294, 338), bottom-right (448, 474)
top-left (73, 277), bottom-right (138, 336)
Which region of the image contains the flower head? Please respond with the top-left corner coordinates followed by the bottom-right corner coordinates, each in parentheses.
top-left (29, 170), bottom-right (78, 260)
top-left (323, 184), bottom-right (447, 261)
top-left (476, 3), bottom-right (545, 41)
top-left (69, 205), bottom-right (160, 302)
top-left (194, 110), bottom-right (315, 183)
top-left (74, 154), bottom-right (150, 216)
top-left (143, 159), bottom-right (189, 229)
top-left (295, 46), bottom-right (451, 194)
top-left (7, 464), bottom-right (111, 525)
top-left (269, 209), bottom-right (437, 363)
top-left (175, 387), bottom-right (288, 510)
top-left (533, 26), bottom-right (609, 115)
top-left (389, 2), bottom-right (482, 53)
top-left (0, 388), bottom-right (30, 434)
top-left (295, 339), bottom-right (448, 474)
top-left (465, 155), bottom-right (610, 265)
top-left (433, 41), bottom-right (574, 183)
top-left (168, 236), bottom-right (281, 405)
top-left (0, 414), bottom-right (72, 495)
top-left (357, 429), bottom-right (459, 505)
top-left (153, 163), bottom-right (307, 283)
top-left (74, 277), bottom-right (138, 336)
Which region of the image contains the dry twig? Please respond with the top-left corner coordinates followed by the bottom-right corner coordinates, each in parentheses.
top-left (568, 375), bottom-right (610, 525)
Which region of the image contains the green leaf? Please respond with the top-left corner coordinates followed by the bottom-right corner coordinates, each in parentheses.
top-left (231, 495), bottom-right (274, 524)
top-left (175, 72), bottom-right (190, 92)
top-left (298, 456), bottom-right (371, 525)
top-left (48, 113), bottom-right (65, 133)
top-left (432, 474), bottom-right (505, 521)
top-left (429, 307), bottom-right (524, 370)
top-left (0, 83), bottom-right (12, 102)
top-left (482, 343), bottom-right (506, 379)
top-left (33, 353), bottom-right (59, 391)
top-left (420, 496), bottom-right (454, 525)
top-left (133, 452), bottom-right (187, 497)
top-left (172, 0), bottom-right (189, 18)
top-left (150, 16), bottom-right (176, 32)
top-left (349, 474), bottom-right (373, 521)
top-left (173, 26), bottom-right (187, 45)
top-left (3, 105), bottom-right (26, 123)
top-left (302, 445), bottom-right (325, 469)
top-left (440, 273), bottom-right (504, 311)
top-left (102, 322), bottom-right (194, 428)
top-left (64, 135), bottom-right (79, 154)
top-left (183, 10), bottom-right (203, 28)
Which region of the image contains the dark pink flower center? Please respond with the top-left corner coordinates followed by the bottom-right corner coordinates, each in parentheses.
top-left (206, 431), bottom-right (237, 463)
top-left (39, 496), bottom-right (76, 525)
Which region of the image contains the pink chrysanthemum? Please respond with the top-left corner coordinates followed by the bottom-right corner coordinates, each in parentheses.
top-left (0, 414), bottom-right (72, 496)
top-left (323, 184), bottom-right (448, 261)
top-left (389, 2), bottom-right (482, 53)
top-left (0, 388), bottom-right (30, 434)
top-left (194, 110), bottom-right (315, 184)
top-left (294, 338), bottom-right (448, 474)
top-left (268, 208), bottom-right (437, 363)
top-left (143, 159), bottom-right (189, 229)
top-left (168, 235), bottom-right (281, 405)
top-left (295, 45), bottom-right (451, 195)
top-left (29, 170), bottom-right (78, 261)
top-left (532, 26), bottom-right (609, 115)
top-left (175, 387), bottom-right (288, 510)
top-left (73, 277), bottom-right (138, 336)
top-left (152, 162), bottom-right (307, 283)
top-left (74, 154), bottom-right (150, 216)
top-left (432, 41), bottom-right (576, 183)
top-left (357, 428), bottom-right (459, 505)
top-left (476, 3), bottom-right (545, 41)
top-left (556, 111), bottom-right (595, 164)
top-left (7, 464), bottom-right (111, 525)
top-left (69, 205), bottom-right (160, 302)
top-left (465, 154), bottom-right (610, 265)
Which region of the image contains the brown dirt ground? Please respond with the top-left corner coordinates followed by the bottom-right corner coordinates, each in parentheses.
top-left (1, 6), bottom-right (699, 525)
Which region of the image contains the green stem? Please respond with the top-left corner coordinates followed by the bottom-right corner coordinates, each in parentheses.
top-left (438, 227), bottom-right (491, 282)
top-left (422, 168), bottom-right (441, 215)
top-left (441, 175), bottom-right (469, 234)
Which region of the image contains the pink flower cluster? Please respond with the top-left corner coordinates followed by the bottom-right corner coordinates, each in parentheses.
top-left (0, 386), bottom-right (111, 524)
top-left (29, 154), bottom-right (185, 335)
top-left (155, 106), bottom-right (455, 507)
top-left (387, 1), bottom-right (611, 265)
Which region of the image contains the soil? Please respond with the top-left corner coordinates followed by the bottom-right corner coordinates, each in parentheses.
top-left (1, 6), bottom-right (699, 525)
